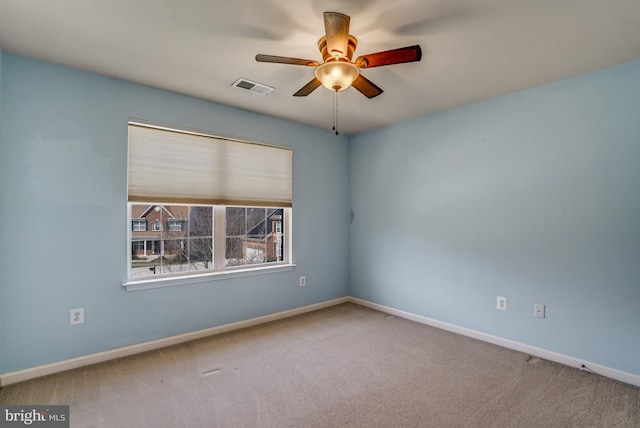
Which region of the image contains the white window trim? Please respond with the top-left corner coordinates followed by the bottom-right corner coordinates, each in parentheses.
top-left (122, 263), bottom-right (296, 292)
top-left (124, 205), bottom-right (293, 291)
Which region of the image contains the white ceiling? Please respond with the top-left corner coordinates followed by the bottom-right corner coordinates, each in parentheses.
top-left (1, 0), bottom-right (639, 135)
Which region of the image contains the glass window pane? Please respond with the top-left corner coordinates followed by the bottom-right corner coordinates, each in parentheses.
top-left (267, 209), bottom-right (284, 263)
top-left (130, 251), bottom-right (161, 278)
top-left (160, 239), bottom-right (187, 273)
top-left (160, 239), bottom-right (188, 274)
top-left (131, 204), bottom-right (154, 277)
top-left (244, 235), bottom-right (266, 264)
top-left (226, 207), bottom-right (246, 236)
top-left (246, 207), bottom-right (266, 235)
top-left (189, 206), bottom-right (212, 238)
top-left (226, 237), bottom-right (244, 266)
top-left (165, 205), bottom-right (188, 237)
top-left (189, 238), bottom-right (213, 271)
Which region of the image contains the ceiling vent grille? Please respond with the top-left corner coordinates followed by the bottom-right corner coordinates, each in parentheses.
top-left (232, 78), bottom-right (274, 95)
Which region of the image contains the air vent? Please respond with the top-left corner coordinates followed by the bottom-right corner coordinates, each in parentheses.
top-left (231, 78), bottom-right (274, 95)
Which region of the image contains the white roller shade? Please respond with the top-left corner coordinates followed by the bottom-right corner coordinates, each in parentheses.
top-left (128, 123), bottom-right (292, 207)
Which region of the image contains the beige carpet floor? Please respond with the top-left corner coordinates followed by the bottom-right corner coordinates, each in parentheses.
top-left (1, 303), bottom-right (638, 427)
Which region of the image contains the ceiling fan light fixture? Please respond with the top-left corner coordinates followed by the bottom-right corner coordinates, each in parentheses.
top-left (314, 61), bottom-right (360, 92)
top-left (255, 11), bottom-right (422, 133)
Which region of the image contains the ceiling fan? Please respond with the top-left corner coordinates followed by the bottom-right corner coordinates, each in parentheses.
top-left (256, 11), bottom-right (422, 101)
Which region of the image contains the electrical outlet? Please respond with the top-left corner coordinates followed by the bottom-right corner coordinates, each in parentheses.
top-left (497, 296), bottom-right (507, 311)
top-left (70, 308), bottom-right (84, 325)
top-left (534, 303), bottom-right (545, 319)
top-left (299, 276), bottom-right (306, 287)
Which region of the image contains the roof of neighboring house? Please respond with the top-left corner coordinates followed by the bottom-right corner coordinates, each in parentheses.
top-left (247, 209), bottom-right (283, 236)
top-left (131, 205), bottom-right (188, 220)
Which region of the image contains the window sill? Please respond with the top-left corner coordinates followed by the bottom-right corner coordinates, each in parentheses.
top-left (122, 264), bottom-right (296, 292)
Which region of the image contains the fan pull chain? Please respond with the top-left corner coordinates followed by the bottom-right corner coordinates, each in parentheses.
top-left (333, 89), bottom-right (339, 135)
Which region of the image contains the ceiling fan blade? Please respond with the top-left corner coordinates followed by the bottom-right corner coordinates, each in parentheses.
top-left (355, 45), bottom-right (422, 68)
top-left (351, 74), bottom-right (383, 99)
top-left (323, 12), bottom-right (350, 58)
top-left (293, 78), bottom-right (322, 96)
top-left (255, 54), bottom-right (319, 67)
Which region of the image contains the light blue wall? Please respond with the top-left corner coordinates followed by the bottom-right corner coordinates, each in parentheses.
top-left (0, 53), bottom-right (350, 373)
top-left (350, 61), bottom-right (640, 375)
top-left (2, 50), bottom-right (639, 378)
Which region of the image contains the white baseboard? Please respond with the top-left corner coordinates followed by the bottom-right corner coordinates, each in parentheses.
top-left (348, 297), bottom-right (640, 388)
top-left (0, 297), bottom-right (349, 387)
top-left (2, 295), bottom-right (638, 389)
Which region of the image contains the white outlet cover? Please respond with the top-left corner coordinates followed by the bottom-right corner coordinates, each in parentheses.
top-left (70, 308), bottom-right (84, 325)
top-left (534, 303), bottom-right (546, 319)
top-left (497, 296), bottom-right (507, 311)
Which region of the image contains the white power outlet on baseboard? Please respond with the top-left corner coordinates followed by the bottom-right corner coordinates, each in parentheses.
top-left (70, 308), bottom-right (84, 325)
top-left (497, 296), bottom-right (507, 311)
top-left (299, 276), bottom-right (306, 287)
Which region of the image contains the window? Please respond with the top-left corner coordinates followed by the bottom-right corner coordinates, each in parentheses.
top-left (126, 121), bottom-right (292, 285)
top-left (130, 204), bottom-right (214, 277)
top-left (167, 220), bottom-right (183, 231)
top-left (132, 219), bottom-right (147, 231)
top-left (226, 207), bottom-right (285, 266)
top-left (129, 204), bottom-right (289, 279)
top-left (132, 241), bottom-right (145, 251)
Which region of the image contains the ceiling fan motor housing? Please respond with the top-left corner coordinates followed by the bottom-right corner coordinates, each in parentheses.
top-left (318, 35), bottom-right (358, 62)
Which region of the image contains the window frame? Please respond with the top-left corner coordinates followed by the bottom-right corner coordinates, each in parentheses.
top-left (167, 219), bottom-right (183, 232)
top-left (132, 240), bottom-right (146, 251)
top-left (124, 203), bottom-right (294, 291)
top-left (124, 120), bottom-right (294, 291)
top-left (132, 219), bottom-right (147, 231)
